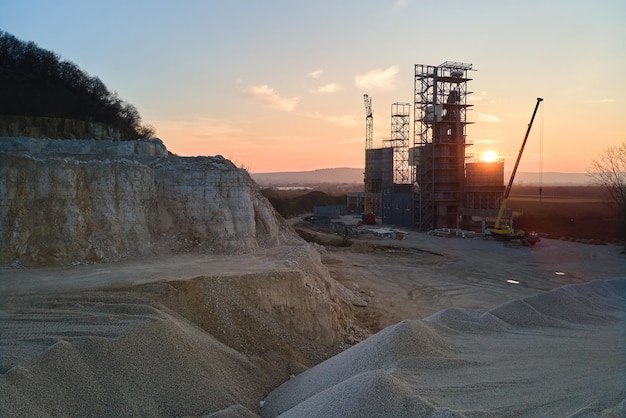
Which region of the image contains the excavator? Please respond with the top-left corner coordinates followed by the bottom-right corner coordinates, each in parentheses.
top-left (485, 97), bottom-right (543, 246)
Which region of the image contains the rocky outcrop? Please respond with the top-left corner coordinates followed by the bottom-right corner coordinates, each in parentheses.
top-left (0, 137), bottom-right (370, 418)
top-left (0, 137), bottom-right (298, 266)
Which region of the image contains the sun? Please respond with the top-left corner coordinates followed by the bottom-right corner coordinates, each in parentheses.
top-left (480, 150), bottom-right (498, 163)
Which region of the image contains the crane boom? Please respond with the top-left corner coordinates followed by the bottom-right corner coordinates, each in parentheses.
top-left (493, 97), bottom-right (543, 229)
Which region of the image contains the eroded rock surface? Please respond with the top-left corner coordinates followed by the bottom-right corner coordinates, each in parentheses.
top-left (0, 137), bottom-right (297, 265)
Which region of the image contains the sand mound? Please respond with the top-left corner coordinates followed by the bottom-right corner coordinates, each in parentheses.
top-left (425, 307), bottom-right (510, 333)
top-left (260, 319), bottom-right (454, 416)
top-left (275, 369), bottom-right (464, 418)
top-left (261, 278), bottom-right (626, 417)
top-left (489, 278), bottom-right (625, 327)
top-left (1, 306), bottom-right (269, 416)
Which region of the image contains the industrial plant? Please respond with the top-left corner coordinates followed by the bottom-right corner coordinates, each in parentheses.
top-left (351, 61), bottom-right (512, 233)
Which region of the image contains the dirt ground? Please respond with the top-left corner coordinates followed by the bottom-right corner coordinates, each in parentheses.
top-left (3, 220), bottom-right (623, 336)
top-left (1, 220), bottom-right (624, 416)
top-left (294, 220), bottom-right (625, 332)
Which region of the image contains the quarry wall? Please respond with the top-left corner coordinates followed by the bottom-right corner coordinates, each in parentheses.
top-left (0, 137), bottom-right (296, 266)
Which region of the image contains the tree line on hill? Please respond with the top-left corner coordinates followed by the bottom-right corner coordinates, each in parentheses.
top-left (0, 30), bottom-right (154, 139)
top-left (260, 189), bottom-right (346, 219)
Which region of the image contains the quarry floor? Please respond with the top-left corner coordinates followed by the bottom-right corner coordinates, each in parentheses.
top-left (4, 222), bottom-right (623, 333)
top-left (296, 223), bottom-right (625, 332)
top-left (2, 222), bottom-right (625, 416)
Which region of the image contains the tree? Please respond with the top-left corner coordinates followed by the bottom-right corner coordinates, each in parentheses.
top-left (136, 124), bottom-right (156, 139)
top-left (588, 141), bottom-right (626, 252)
top-left (1, 30), bottom-right (155, 140)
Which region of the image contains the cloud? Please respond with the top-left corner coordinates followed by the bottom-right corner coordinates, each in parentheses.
top-left (306, 69), bottom-right (323, 79)
top-left (471, 91), bottom-right (488, 102)
top-left (304, 112), bottom-right (358, 127)
top-left (354, 66), bottom-right (399, 91)
top-left (244, 84), bottom-right (299, 111)
top-left (312, 83), bottom-right (343, 94)
top-left (475, 112), bottom-right (503, 123)
top-left (474, 138), bottom-right (500, 145)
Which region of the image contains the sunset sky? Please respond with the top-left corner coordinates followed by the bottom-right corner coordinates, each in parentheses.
top-left (2, 0), bottom-right (625, 173)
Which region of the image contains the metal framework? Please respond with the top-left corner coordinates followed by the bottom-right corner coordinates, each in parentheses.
top-left (413, 61), bottom-right (474, 230)
top-left (390, 102), bottom-right (411, 185)
top-left (364, 94), bottom-right (373, 150)
top-left (363, 94), bottom-right (374, 213)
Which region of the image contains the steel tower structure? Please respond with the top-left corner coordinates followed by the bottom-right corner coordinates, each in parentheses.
top-left (390, 102), bottom-right (411, 185)
top-left (363, 94), bottom-right (375, 213)
top-left (364, 94), bottom-right (373, 150)
top-left (413, 61), bottom-right (473, 230)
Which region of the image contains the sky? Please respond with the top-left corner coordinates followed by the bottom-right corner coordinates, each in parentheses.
top-left (1, 0), bottom-right (625, 173)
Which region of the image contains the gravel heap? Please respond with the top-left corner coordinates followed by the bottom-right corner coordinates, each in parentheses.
top-left (261, 278), bottom-right (626, 417)
top-left (0, 302), bottom-right (269, 416)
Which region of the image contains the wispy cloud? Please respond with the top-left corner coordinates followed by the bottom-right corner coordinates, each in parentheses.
top-left (474, 138), bottom-right (500, 145)
top-left (312, 83), bottom-right (343, 94)
top-left (304, 112), bottom-right (358, 127)
top-left (244, 84), bottom-right (299, 111)
top-left (306, 69), bottom-right (323, 79)
top-left (471, 91), bottom-right (488, 102)
top-left (475, 112), bottom-right (503, 123)
top-left (354, 66), bottom-right (399, 91)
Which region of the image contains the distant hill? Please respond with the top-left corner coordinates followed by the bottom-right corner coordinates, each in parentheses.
top-left (251, 168), bottom-right (592, 186)
top-left (260, 189), bottom-right (346, 218)
top-left (251, 168), bottom-right (364, 185)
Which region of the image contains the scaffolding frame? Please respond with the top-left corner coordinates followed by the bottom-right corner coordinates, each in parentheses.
top-left (390, 102), bottom-right (411, 185)
top-left (363, 94), bottom-right (374, 213)
top-left (413, 61), bottom-right (474, 230)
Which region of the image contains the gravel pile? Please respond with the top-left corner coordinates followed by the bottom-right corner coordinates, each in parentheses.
top-left (2, 270), bottom-right (623, 417)
top-left (1, 306), bottom-right (269, 416)
top-left (261, 278), bottom-right (626, 417)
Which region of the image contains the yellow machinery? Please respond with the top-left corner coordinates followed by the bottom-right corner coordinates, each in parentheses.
top-left (487, 97), bottom-right (543, 245)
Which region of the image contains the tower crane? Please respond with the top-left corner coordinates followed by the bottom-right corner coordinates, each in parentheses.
top-left (364, 94), bottom-right (373, 150)
top-left (363, 94), bottom-right (374, 217)
top-left (486, 97), bottom-right (543, 245)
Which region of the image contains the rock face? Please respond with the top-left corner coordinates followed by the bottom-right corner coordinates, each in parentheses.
top-left (0, 137), bottom-right (368, 417)
top-left (0, 137), bottom-right (297, 266)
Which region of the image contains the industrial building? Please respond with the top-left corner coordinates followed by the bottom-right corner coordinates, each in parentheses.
top-left (358, 61), bottom-right (510, 232)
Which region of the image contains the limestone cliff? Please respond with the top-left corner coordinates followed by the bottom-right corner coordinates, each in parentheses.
top-left (0, 137), bottom-right (297, 266)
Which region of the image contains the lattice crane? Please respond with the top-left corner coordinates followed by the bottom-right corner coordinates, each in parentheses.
top-left (364, 94), bottom-right (373, 150)
top-left (363, 94), bottom-right (374, 215)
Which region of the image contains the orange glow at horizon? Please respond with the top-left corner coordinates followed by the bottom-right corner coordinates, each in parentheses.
top-left (480, 150), bottom-right (498, 163)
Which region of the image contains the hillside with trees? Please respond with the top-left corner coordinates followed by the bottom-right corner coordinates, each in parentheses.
top-left (260, 189), bottom-right (346, 218)
top-left (0, 30), bottom-right (154, 139)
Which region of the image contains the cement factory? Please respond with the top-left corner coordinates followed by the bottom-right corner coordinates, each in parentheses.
top-left (348, 60), bottom-right (541, 241)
